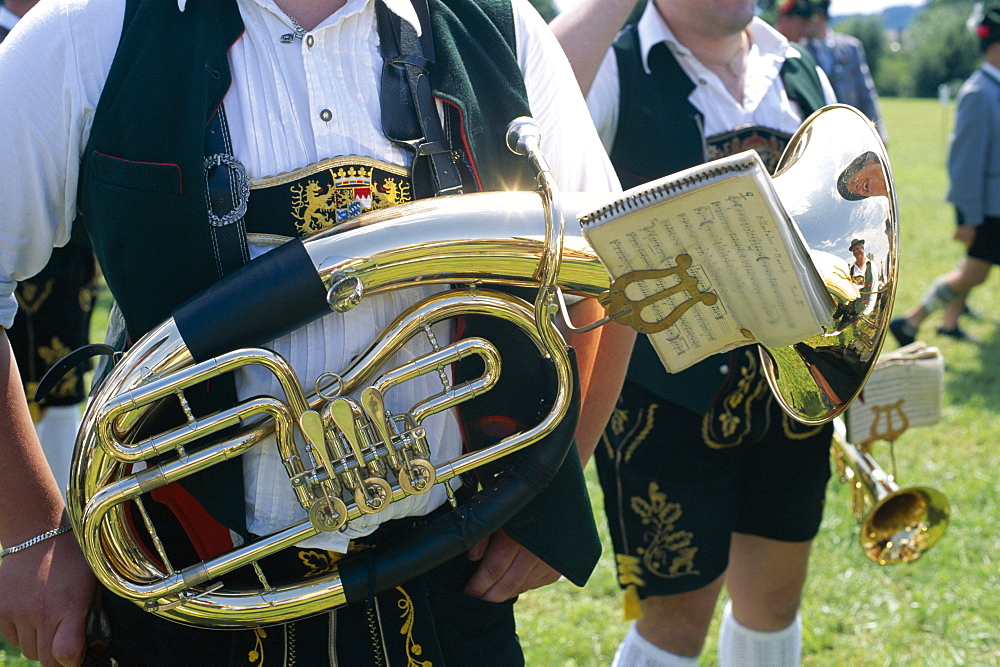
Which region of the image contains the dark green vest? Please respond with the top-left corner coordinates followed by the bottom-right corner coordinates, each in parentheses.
top-left (78, 0), bottom-right (536, 340)
top-left (610, 26), bottom-right (827, 414)
top-left (76, 0), bottom-right (599, 586)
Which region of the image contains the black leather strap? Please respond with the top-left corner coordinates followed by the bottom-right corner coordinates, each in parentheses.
top-left (376, 0), bottom-right (464, 198)
top-left (34, 344), bottom-right (117, 403)
top-left (204, 105), bottom-right (251, 278)
top-left (173, 238), bottom-right (329, 363)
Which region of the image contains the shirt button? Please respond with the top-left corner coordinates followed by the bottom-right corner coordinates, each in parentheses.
top-left (320, 109), bottom-right (332, 122)
top-left (306, 35), bottom-right (315, 48)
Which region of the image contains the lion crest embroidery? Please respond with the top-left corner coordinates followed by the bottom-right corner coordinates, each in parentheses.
top-left (706, 126), bottom-right (793, 173)
top-left (289, 165), bottom-right (413, 237)
top-left (290, 180), bottom-right (338, 236)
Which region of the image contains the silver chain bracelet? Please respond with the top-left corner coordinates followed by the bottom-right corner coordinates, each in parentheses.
top-left (0, 525), bottom-right (73, 560)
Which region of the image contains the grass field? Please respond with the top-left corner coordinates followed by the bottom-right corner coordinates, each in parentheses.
top-left (517, 97), bottom-right (1000, 666)
top-left (2, 97), bottom-right (997, 666)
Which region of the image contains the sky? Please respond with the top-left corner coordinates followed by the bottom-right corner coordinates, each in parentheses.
top-left (826, 0), bottom-right (927, 16)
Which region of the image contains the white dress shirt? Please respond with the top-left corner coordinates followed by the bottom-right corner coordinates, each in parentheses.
top-left (0, 0), bottom-right (618, 551)
top-left (586, 2), bottom-right (836, 151)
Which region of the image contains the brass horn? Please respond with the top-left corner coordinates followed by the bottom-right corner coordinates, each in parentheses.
top-left (69, 120), bottom-right (614, 628)
top-left (762, 105), bottom-right (899, 424)
top-left (68, 108), bottom-right (899, 627)
top-left (832, 419), bottom-right (949, 564)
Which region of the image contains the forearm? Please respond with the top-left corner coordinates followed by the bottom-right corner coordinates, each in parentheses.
top-left (0, 328), bottom-right (67, 548)
top-left (564, 297), bottom-right (635, 464)
top-left (549, 0), bottom-right (641, 95)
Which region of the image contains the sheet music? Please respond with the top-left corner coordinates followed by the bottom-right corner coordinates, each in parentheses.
top-left (844, 343), bottom-right (944, 442)
top-left (581, 152), bottom-right (829, 373)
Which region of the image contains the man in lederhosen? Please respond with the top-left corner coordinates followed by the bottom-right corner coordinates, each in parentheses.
top-left (891, 1), bottom-right (1000, 346)
top-left (552, 0), bottom-right (838, 664)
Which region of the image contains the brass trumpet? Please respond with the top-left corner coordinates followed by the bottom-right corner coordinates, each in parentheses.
top-left (831, 419), bottom-right (949, 564)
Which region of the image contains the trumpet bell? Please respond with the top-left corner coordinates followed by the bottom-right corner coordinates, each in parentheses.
top-left (862, 485), bottom-right (950, 565)
top-left (762, 105), bottom-right (899, 424)
top-left (832, 420), bottom-right (949, 565)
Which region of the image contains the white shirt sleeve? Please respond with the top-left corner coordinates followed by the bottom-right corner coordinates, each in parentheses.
top-left (0, 0), bottom-right (123, 328)
top-left (817, 65), bottom-right (837, 106)
top-left (585, 50), bottom-right (621, 153)
top-left (510, 0), bottom-right (620, 195)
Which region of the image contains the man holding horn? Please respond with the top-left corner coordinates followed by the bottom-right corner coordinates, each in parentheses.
top-left (0, 0), bottom-right (634, 664)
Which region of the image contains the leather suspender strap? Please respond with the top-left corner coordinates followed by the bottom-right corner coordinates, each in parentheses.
top-left (204, 104), bottom-right (251, 278)
top-left (376, 0), bottom-right (464, 198)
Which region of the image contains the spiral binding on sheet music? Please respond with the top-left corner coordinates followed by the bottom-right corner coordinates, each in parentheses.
top-left (578, 153), bottom-right (761, 227)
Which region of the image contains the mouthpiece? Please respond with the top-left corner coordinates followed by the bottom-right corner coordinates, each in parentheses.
top-left (505, 116), bottom-right (542, 157)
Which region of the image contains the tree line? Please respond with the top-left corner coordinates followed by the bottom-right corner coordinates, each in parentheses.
top-left (826, 0), bottom-right (983, 98)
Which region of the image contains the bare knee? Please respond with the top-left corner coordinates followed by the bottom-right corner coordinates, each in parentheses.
top-left (635, 582), bottom-right (723, 657)
top-left (730, 588), bottom-right (802, 630)
top-left (948, 259), bottom-right (991, 291)
top-left (726, 535), bottom-right (810, 631)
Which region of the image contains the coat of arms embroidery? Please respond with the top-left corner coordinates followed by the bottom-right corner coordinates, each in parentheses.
top-left (290, 165), bottom-right (413, 236)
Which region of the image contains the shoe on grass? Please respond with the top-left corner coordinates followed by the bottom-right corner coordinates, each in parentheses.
top-left (936, 326), bottom-right (980, 343)
top-left (961, 303), bottom-right (983, 320)
top-left (889, 317), bottom-right (916, 347)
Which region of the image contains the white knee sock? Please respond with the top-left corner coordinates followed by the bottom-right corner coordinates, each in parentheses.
top-left (612, 623), bottom-right (699, 667)
top-left (717, 600), bottom-right (801, 667)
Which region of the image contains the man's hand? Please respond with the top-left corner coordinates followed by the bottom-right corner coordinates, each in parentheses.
top-left (463, 530), bottom-right (561, 602)
top-left (0, 531), bottom-right (96, 667)
top-left (954, 224), bottom-right (978, 249)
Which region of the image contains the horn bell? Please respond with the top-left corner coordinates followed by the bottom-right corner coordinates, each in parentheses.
top-left (762, 105), bottom-right (899, 424)
top-left (832, 420), bottom-right (949, 564)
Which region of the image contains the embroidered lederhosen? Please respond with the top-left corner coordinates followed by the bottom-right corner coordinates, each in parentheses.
top-left (96, 514), bottom-right (523, 666)
top-left (8, 226), bottom-right (99, 419)
top-left (597, 29), bottom-right (832, 615)
top-left (597, 353), bottom-right (832, 614)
